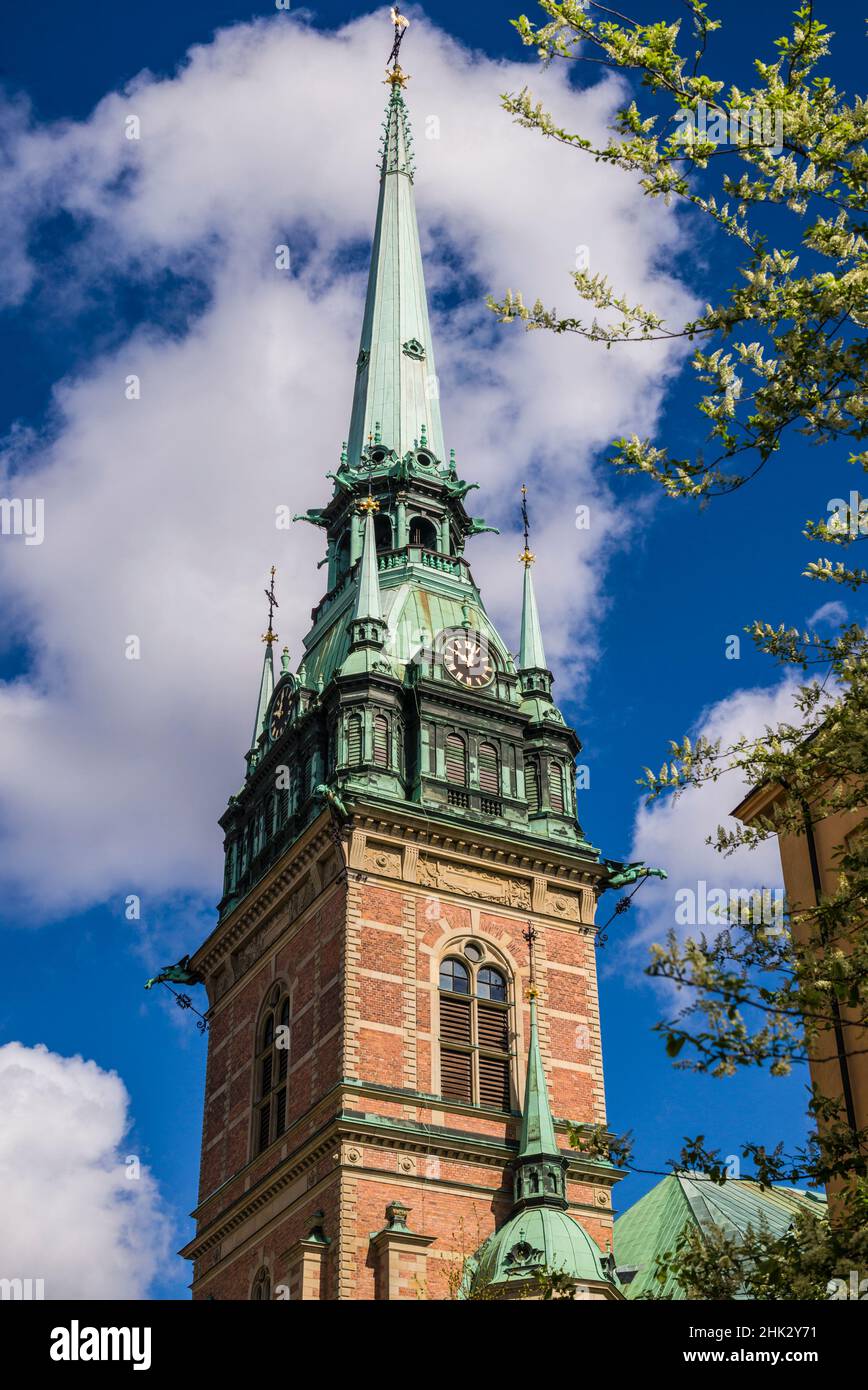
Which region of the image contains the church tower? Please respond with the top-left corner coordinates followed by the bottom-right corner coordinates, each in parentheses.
top-left (181, 31), bottom-right (623, 1302)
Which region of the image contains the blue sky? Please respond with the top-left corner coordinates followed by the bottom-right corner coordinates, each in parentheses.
top-left (0, 2), bottom-right (863, 1298)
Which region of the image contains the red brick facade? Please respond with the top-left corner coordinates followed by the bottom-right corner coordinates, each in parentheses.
top-left (181, 807), bottom-right (619, 1299)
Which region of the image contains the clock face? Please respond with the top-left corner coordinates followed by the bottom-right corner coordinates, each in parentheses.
top-left (441, 632), bottom-right (495, 690)
top-left (269, 686), bottom-right (291, 741)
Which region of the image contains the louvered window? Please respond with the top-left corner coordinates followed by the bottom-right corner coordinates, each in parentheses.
top-left (441, 1049), bottom-right (473, 1103)
top-left (438, 957), bottom-right (511, 1111)
top-left (373, 715), bottom-right (389, 767)
top-left (525, 761), bottom-right (540, 815)
top-left (276, 999), bottom-right (289, 1082)
top-left (274, 1088), bottom-right (286, 1138)
top-left (478, 1054), bottom-right (511, 1110)
top-left (257, 1101), bottom-right (271, 1154)
top-left (440, 992), bottom-right (473, 1044)
top-left (347, 715), bottom-right (362, 765)
top-left (260, 1052), bottom-right (273, 1096)
top-left (548, 762), bottom-right (565, 814)
top-left (445, 734), bottom-right (467, 784)
top-left (254, 992), bottom-right (290, 1155)
top-left (478, 742), bottom-right (499, 795)
top-left (477, 1001), bottom-right (508, 1050)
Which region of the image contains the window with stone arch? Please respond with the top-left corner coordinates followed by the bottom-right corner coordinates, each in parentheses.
top-left (251, 1266), bottom-right (271, 1301)
top-left (253, 985), bottom-right (290, 1155)
top-left (438, 945), bottom-right (512, 1111)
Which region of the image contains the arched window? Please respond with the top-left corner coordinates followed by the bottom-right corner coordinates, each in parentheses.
top-left (445, 733), bottom-right (467, 784)
top-left (439, 953), bottom-right (511, 1111)
top-left (478, 966), bottom-right (507, 1002)
top-left (224, 840), bottom-right (237, 893)
top-left (346, 713), bottom-right (362, 765)
top-left (478, 742), bottom-right (499, 795)
top-left (374, 513), bottom-right (392, 551)
top-left (439, 957), bottom-right (470, 994)
top-left (276, 777), bottom-right (290, 828)
top-left (372, 714), bottom-right (389, 767)
top-left (525, 760), bottom-right (540, 815)
top-left (254, 989), bottom-right (290, 1155)
top-left (548, 762), bottom-right (565, 815)
top-left (409, 515), bottom-right (437, 549)
top-left (251, 1267), bottom-right (271, 1301)
top-left (335, 531), bottom-right (351, 583)
top-left (297, 753), bottom-right (309, 805)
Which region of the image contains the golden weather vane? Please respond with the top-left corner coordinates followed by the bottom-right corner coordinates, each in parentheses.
top-left (386, 5), bottom-right (410, 86)
top-left (519, 483), bottom-right (535, 567)
top-left (522, 922), bottom-right (538, 1001)
top-left (262, 566), bottom-right (279, 644)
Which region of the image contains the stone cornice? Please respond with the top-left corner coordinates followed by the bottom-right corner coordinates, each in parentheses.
top-left (351, 802), bottom-right (604, 885)
top-left (191, 811), bottom-right (337, 980)
top-left (196, 792), bottom-right (606, 987)
top-left (180, 1082), bottom-right (622, 1262)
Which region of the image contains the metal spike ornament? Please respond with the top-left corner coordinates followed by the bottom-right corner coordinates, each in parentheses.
top-left (519, 484), bottom-right (535, 568)
top-left (262, 565), bottom-right (279, 645)
top-left (522, 921), bottom-right (538, 1001)
top-left (359, 450), bottom-right (380, 514)
top-left (386, 5), bottom-right (410, 87)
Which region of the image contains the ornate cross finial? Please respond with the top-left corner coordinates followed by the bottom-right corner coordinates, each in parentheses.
top-left (519, 484), bottom-right (535, 567)
top-left (386, 5), bottom-right (410, 87)
top-left (522, 921), bottom-right (538, 1000)
top-left (262, 565), bottom-right (279, 644)
top-left (360, 448), bottom-right (380, 513)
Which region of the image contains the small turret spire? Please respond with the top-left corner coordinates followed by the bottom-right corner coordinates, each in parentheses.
top-left (248, 567), bottom-right (278, 763)
top-left (517, 487), bottom-right (550, 683)
top-left (513, 925), bottom-right (568, 1212)
top-left (354, 504), bottom-right (383, 626)
top-left (341, 503), bottom-right (390, 673)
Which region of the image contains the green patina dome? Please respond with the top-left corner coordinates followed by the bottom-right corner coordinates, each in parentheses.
top-left (465, 1206), bottom-right (609, 1296)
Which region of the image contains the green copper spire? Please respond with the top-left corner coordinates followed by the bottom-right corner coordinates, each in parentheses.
top-left (517, 487), bottom-right (554, 705)
top-left (354, 506), bottom-right (382, 624)
top-left (512, 924), bottom-right (568, 1211)
top-left (519, 559), bottom-right (548, 674)
top-left (461, 969), bottom-right (616, 1297)
top-left (347, 74), bottom-right (445, 467)
top-left (249, 640), bottom-right (274, 760)
top-left (518, 994), bottom-right (560, 1161)
top-left (247, 569), bottom-right (278, 765)
top-left (342, 504), bottom-right (391, 672)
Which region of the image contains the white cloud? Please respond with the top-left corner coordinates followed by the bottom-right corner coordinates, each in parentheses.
top-left (0, 9), bottom-right (694, 917)
top-left (0, 1043), bottom-right (171, 1298)
top-left (622, 677), bottom-right (802, 979)
top-left (807, 599), bottom-right (848, 627)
